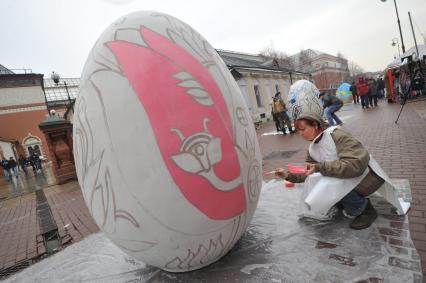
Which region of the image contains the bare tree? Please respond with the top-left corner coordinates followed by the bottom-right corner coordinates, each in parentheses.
top-left (259, 43), bottom-right (295, 69)
top-left (259, 42), bottom-right (279, 58)
top-left (348, 61), bottom-right (364, 77)
top-left (278, 56), bottom-right (295, 70)
top-left (297, 49), bottom-right (314, 72)
top-left (336, 52), bottom-right (346, 59)
top-left (335, 51), bottom-right (349, 70)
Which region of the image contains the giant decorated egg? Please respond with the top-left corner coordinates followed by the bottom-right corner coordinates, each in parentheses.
top-left (73, 11), bottom-right (262, 272)
top-left (288, 79), bottom-right (323, 120)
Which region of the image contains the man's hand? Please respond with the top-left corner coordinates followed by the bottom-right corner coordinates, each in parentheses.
top-left (274, 168), bottom-right (288, 179)
top-left (305, 163), bottom-right (316, 176)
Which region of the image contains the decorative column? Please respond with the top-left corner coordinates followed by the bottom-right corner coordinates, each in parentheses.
top-left (39, 115), bottom-right (76, 184)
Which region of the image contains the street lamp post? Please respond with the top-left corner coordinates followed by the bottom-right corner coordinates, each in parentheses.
top-left (50, 71), bottom-right (72, 107)
top-left (408, 12), bottom-right (420, 60)
top-left (392, 38), bottom-right (401, 57)
top-left (381, 0), bottom-right (406, 53)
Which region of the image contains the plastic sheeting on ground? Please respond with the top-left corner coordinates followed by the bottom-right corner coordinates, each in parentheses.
top-left (6, 179), bottom-right (422, 283)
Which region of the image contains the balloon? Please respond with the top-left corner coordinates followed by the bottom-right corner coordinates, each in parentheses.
top-left (73, 11), bottom-right (262, 272)
top-left (336, 83), bottom-right (353, 104)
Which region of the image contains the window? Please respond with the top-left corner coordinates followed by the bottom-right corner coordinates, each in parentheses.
top-left (237, 79), bottom-right (251, 109)
top-left (265, 80), bottom-right (273, 102)
top-left (23, 134), bottom-right (44, 158)
top-left (254, 84), bottom-right (263, 107)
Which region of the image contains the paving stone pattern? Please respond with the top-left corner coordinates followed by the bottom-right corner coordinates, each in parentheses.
top-left (0, 194), bottom-right (41, 272)
top-left (44, 183), bottom-right (99, 243)
top-left (0, 182), bottom-right (99, 278)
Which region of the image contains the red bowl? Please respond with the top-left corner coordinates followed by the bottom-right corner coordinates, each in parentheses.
top-left (287, 163), bottom-right (307, 174)
top-left (284, 180), bottom-right (295, 188)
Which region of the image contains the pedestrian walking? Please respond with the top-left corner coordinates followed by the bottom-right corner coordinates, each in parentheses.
top-left (8, 157), bottom-right (19, 178)
top-left (377, 77), bottom-right (385, 99)
top-left (350, 81), bottom-right (359, 104)
top-left (18, 154), bottom-right (28, 175)
top-left (1, 158), bottom-right (11, 181)
top-left (319, 92), bottom-right (343, 126)
top-left (271, 92), bottom-right (294, 134)
top-left (368, 78), bottom-right (378, 107)
top-left (356, 77), bottom-right (370, 109)
top-left (30, 153), bottom-right (42, 172)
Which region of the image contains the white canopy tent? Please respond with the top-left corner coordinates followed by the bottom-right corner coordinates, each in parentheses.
top-left (387, 44), bottom-right (426, 68)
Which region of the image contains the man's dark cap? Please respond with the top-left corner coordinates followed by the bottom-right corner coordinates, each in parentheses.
top-left (319, 92), bottom-right (326, 97)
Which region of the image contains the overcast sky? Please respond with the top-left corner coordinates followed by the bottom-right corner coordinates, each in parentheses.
top-left (1, 0), bottom-right (425, 78)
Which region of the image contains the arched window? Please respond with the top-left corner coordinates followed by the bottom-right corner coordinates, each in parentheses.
top-left (22, 134), bottom-right (44, 158)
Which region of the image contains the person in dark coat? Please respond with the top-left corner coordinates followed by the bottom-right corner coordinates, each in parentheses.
top-left (30, 153), bottom-right (42, 172)
top-left (368, 78), bottom-right (378, 107)
top-left (18, 155), bottom-right (28, 175)
top-left (377, 77), bottom-right (385, 99)
top-left (319, 92), bottom-right (343, 126)
top-left (1, 158), bottom-right (11, 181)
top-left (350, 81), bottom-right (359, 104)
top-left (8, 157), bottom-right (18, 179)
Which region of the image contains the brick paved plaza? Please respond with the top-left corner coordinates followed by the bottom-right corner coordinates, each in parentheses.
top-left (0, 181), bottom-right (99, 277)
top-left (0, 98), bottom-right (425, 279)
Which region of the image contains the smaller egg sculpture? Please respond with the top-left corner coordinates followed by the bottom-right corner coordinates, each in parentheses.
top-left (288, 79), bottom-right (323, 120)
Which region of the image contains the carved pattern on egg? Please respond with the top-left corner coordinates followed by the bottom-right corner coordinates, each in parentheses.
top-left (288, 79), bottom-right (323, 120)
top-left (73, 11), bottom-right (262, 271)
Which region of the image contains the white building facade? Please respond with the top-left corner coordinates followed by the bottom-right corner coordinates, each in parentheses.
top-left (218, 50), bottom-right (311, 123)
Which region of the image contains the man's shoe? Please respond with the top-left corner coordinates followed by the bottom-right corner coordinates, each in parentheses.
top-left (350, 199), bottom-right (378, 230)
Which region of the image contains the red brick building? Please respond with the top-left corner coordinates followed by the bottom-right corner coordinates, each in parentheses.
top-left (290, 49), bottom-right (350, 94)
top-left (0, 70), bottom-right (50, 166)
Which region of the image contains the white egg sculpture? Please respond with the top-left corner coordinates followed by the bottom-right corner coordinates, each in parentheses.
top-left (288, 79), bottom-right (323, 120)
top-left (73, 11), bottom-right (262, 272)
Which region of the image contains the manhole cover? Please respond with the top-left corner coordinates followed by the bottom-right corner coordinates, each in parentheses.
top-left (262, 150), bottom-right (299, 160)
